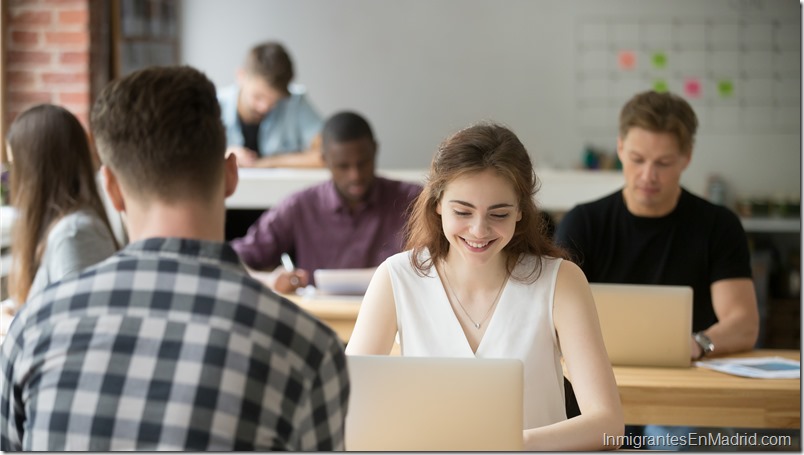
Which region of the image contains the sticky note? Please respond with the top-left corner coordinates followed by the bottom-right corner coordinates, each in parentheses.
top-left (684, 78), bottom-right (702, 98)
top-left (652, 52), bottom-right (667, 69)
top-left (718, 80), bottom-right (734, 98)
top-left (653, 79), bottom-right (669, 93)
top-left (618, 50), bottom-right (636, 70)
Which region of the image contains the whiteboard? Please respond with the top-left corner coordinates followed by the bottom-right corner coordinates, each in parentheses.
top-left (180, 0), bottom-right (801, 201)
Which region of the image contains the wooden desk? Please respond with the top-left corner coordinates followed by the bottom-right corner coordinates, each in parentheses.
top-left (285, 295), bottom-right (800, 430)
top-left (284, 294), bottom-right (361, 342)
top-left (613, 349), bottom-right (800, 429)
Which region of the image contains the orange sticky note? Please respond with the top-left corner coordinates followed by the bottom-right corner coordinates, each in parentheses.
top-left (618, 50), bottom-right (636, 71)
top-left (684, 78), bottom-right (702, 98)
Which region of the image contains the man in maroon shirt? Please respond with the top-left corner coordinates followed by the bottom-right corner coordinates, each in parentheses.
top-left (231, 111), bottom-right (422, 293)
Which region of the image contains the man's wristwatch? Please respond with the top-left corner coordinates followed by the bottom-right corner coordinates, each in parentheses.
top-left (693, 332), bottom-right (715, 360)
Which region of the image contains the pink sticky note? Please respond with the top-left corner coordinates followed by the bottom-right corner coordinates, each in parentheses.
top-left (684, 78), bottom-right (702, 98)
top-left (618, 50), bottom-right (636, 71)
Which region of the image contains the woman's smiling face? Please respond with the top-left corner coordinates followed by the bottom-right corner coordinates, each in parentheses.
top-left (436, 169), bottom-right (522, 266)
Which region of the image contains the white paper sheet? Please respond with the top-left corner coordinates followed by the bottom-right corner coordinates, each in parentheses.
top-left (695, 356), bottom-right (800, 379)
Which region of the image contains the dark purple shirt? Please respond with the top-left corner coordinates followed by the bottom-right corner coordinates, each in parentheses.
top-left (230, 176), bottom-right (422, 280)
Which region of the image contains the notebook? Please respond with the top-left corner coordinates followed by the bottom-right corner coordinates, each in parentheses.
top-left (345, 355), bottom-right (524, 451)
top-left (590, 283), bottom-right (693, 368)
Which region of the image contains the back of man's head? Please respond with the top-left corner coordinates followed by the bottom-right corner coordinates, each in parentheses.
top-left (244, 42), bottom-right (294, 95)
top-left (619, 90), bottom-right (698, 154)
top-left (91, 65), bottom-right (226, 203)
top-left (322, 111), bottom-right (375, 147)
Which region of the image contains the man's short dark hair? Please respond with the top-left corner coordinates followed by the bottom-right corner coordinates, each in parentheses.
top-left (244, 42), bottom-right (294, 94)
top-left (322, 111), bottom-right (375, 146)
top-left (91, 65), bottom-right (226, 202)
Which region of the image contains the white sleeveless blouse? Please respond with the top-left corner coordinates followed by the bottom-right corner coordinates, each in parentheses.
top-left (384, 249), bottom-right (567, 429)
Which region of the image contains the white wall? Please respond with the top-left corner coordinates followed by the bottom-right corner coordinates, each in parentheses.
top-left (180, 0), bottom-right (801, 203)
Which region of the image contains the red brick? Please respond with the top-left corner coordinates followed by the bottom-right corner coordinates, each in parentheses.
top-left (7, 50), bottom-right (52, 65)
top-left (41, 72), bottom-right (88, 84)
top-left (59, 102), bottom-right (88, 113)
top-left (9, 10), bottom-right (52, 26)
top-left (7, 91), bottom-right (54, 105)
top-left (58, 9), bottom-right (89, 25)
top-left (10, 0), bottom-right (42, 8)
top-left (11, 31), bottom-right (40, 46)
top-left (44, 0), bottom-right (87, 4)
top-left (45, 31), bottom-right (89, 46)
top-left (58, 91), bottom-right (90, 104)
top-left (6, 71), bottom-right (37, 85)
top-left (9, 102), bottom-right (54, 119)
top-left (59, 51), bottom-right (88, 65)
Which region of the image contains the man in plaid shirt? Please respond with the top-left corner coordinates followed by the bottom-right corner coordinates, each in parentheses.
top-left (0, 66), bottom-right (350, 450)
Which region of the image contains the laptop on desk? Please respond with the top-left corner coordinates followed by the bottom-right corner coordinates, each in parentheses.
top-left (590, 283), bottom-right (693, 368)
top-left (345, 355), bottom-right (524, 451)
top-left (313, 268), bottom-right (375, 295)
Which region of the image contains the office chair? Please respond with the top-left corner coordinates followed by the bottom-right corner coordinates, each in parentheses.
top-left (564, 376), bottom-right (581, 418)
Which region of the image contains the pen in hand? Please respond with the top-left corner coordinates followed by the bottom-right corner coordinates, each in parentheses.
top-left (281, 253), bottom-right (300, 287)
top-left (281, 253), bottom-right (295, 272)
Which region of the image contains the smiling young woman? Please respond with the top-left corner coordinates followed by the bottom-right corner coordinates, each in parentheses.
top-left (346, 121), bottom-right (624, 451)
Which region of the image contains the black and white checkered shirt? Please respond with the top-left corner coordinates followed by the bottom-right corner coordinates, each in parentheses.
top-left (0, 238), bottom-right (349, 450)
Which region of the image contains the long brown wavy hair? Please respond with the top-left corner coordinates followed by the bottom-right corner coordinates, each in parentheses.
top-left (7, 104), bottom-right (118, 304)
top-left (405, 122), bottom-right (566, 282)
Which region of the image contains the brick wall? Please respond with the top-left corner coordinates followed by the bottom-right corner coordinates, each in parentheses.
top-left (5, 0), bottom-right (93, 128)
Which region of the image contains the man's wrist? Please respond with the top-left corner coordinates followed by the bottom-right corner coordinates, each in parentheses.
top-left (693, 331), bottom-right (715, 360)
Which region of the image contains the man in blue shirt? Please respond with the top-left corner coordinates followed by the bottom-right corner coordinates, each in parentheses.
top-left (218, 42), bottom-right (324, 168)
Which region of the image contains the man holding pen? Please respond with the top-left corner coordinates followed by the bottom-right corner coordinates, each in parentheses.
top-left (219, 42), bottom-right (324, 168)
top-left (231, 111), bottom-right (422, 293)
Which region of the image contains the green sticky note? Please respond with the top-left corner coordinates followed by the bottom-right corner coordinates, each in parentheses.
top-left (652, 52), bottom-right (667, 69)
top-left (653, 79), bottom-right (669, 93)
top-left (718, 80), bottom-right (734, 98)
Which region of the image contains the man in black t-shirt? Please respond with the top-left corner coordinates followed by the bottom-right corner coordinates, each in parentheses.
top-left (555, 90), bottom-right (759, 361)
top-left (556, 91), bottom-right (760, 449)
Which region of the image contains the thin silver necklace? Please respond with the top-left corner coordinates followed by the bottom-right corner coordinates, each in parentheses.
top-left (442, 261), bottom-right (508, 329)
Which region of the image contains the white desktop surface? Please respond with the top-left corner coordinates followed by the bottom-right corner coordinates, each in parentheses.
top-left (1, 205), bottom-right (16, 248)
top-left (226, 167), bottom-right (624, 212)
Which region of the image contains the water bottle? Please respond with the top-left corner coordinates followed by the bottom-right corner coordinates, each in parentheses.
top-left (706, 175), bottom-right (726, 206)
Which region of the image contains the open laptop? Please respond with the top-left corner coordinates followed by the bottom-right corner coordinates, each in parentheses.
top-left (313, 268), bottom-right (375, 295)
top-left (345, 355), bottom-right (523, 451)
top-left (590, 283), bottom-right (693, 368)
